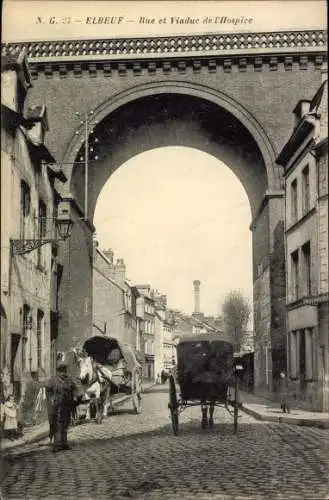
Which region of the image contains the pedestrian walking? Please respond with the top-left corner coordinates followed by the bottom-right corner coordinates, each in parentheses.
top-left (279, 371), bottom-right (290, 413)
top-left (161, 370), bottom-right (166, 384)
top-left (0, 394), bottom-right (19, 440)
top-left (45, 360), bottom-right (80, 452)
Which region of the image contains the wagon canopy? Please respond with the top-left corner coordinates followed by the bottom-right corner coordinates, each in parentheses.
top-left (82, 336), bottom-right (140, 373)
top-left (176, 334), bottom-right (234, 385)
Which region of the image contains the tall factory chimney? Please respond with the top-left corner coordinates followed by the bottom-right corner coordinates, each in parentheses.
top-left (193, 280), bottom-right (201, 314)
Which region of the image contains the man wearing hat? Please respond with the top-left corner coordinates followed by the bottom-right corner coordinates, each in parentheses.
top-left (45, 359), bottom-right (79, 452)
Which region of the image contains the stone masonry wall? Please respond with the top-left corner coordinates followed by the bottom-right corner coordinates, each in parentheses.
top-left (92, 249), bottom-right (126, 342)
top-left (26, 61), bottom-right (323, 166)
top-left (57, 216), bottom-right (93, 351)
top-left (318, 152), bottom-right (328, 295)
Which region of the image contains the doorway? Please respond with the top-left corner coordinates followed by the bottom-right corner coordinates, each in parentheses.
top-left (299, 330), bottom-right (306, 393)
top-left (10, 333), bottom-right (21, 400)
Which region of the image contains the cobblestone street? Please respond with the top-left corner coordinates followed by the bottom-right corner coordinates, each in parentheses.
top-left (1, 386), bottom-right (329, 500)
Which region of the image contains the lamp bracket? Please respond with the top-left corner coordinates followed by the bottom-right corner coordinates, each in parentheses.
top-left (10, 238), bottom-right (55, 256)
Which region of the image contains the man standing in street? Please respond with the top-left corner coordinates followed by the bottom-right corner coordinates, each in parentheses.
top-left (45, 360), bottom-right (80, 453)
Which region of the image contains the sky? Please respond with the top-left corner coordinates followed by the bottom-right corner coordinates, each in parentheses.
top-left (94, 147), bottom-right (253, 318)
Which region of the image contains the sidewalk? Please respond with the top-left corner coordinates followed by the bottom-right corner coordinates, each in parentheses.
top-left (236, 390), bottom-right (329, 429)
top-left (1, 381), bottom-right (155, 454)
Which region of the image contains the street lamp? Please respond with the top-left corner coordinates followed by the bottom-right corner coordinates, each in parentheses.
top-left (10, 204), bottom-right (74, 256)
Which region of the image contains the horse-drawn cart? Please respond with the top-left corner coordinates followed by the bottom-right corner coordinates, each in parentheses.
top-left (69, 335), bottom-right (142, 423)
top-left (168, 334), bottom-right (241, 435)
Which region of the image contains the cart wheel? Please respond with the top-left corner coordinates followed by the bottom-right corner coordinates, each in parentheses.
top-left (201, 407), bottom-right (208, 429)
top-left (233, 402), bottom-right (238, 434)
top-left (168, 375), bottom-right (179, 435)
top-left (132, 369), bottom-right (142, 414)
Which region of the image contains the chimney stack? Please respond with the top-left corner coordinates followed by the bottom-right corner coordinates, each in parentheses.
top-left (103, 248), bottom-right (114, 264)
top-left (193, 280), bottom-right (201, 314)
top-left (114, 258), bottom-right (126, 284)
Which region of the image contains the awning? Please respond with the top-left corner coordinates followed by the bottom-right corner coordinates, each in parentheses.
top-left (83, 335), bottom-right (140, 373)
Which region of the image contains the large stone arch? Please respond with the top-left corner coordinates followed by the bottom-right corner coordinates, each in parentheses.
top-left (58, 82), bottom-right (285, 392)
top-left (63, 81), bottom-right (281, 199)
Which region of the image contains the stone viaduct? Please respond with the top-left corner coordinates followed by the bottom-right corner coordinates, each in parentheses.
top-left (2, 28), bottom-right (327, 389)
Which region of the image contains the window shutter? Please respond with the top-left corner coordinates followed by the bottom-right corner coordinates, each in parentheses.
top-left (305, 329), bottom-right (313, 380)
top-left (30, 327), bottom-right (38, 372)
top-left (290, 331), bottom-right (297, 379)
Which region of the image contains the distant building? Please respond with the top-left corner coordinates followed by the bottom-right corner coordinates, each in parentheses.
top-left (277, 77), bottom-right (328, 411)
top-left (171, 280), bottom-right (224, 343)
top-left (92, 245), bottom-right (126, 340)
top-left (171, 310), bottom-right (223, 342)
top-left (153, 291), bottom-right (176, 377)
top-left (92, 245), bottom-right (139, 351)
top-left (136, 285), bottom-right (155, 381)
top-left (1, 51), bottom-right (67, 399)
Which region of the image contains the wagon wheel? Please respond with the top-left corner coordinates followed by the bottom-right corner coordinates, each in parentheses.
top-left (233, 373), bottom-right (239, 434)
top-left (132, 369), bottom-right (142, 414)
top-left (168, 375), bottom-right (179, 435)
top-left (233, 402), bottom-right (238, 433)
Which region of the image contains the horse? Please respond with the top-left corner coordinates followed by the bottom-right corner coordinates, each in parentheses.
top-left (76, 354), bottom-right (112, 424)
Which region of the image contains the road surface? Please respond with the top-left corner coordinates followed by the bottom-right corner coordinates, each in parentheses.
top-left (1, 386), bottom-right (328, 500)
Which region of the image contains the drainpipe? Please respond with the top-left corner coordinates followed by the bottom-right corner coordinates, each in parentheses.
top-left (283, 168), bottom-right (289, 378)
top-left (265, 345), bottom-right (269, 389)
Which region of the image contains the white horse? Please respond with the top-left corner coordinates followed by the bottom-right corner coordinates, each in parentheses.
top-left (75, 354), bottom-right (110, 423)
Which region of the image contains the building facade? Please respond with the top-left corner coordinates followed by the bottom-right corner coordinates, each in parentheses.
top-left (92, 245), bottom-right (141, 349)
top-left (136, 285), bottom-right (155, 381)
top-left (1, 51), bottom-right (67, 399)
top-left (153, 292), bottom-right (176, 378)
top-left (277, 77), bottom-right (328, 411)
top-left (92, 245), bottom-right (126, 340)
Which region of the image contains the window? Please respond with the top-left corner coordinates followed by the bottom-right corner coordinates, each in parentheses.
top-left (20, 180), bottom-right (31, 240)
top-left (291, 179), bottom-right (298, 222)
top-left (38, 200), bottom-right (47, 266)
top-left (22, 304), bottom-right (30, 371)
top-left (289, 331), bottom-right (298, 379)
top-left (37, 310), bottom-right (44, 370)
top-left (301, 242), bottom-right (311, 296)
top-left (291, 250), bottom-right (299, 300)
top-left (38, 200), bottom-right (47, 238)
top-left (302, 165), bottom-right (310, 214)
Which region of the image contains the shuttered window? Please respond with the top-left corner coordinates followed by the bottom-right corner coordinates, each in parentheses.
top-left (289, 331), bottom-right (298, 379)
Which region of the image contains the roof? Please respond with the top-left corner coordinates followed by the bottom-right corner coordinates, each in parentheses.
top-left (1, 50), bottom-right (31, 91)
top-left (26, 105), bottom-right (49, 131)
top-left (276, 117), bottom-right (315, 168)
top-left (93, 250), bottom-right (126, 292)
top-left (178, 333), bottom-right (231, 344)
top-left (277, 80), bottom-right (328, 168)
top-left (311, 137), bottom-right (328, 156)
top-left (27, 141), bottom-right (56, 164)
top-left (309, 80), bottom-right (327, 113)
top-left (1, 104), bottom-right (34, 131)
top-left (47, 164), bottom-right (67, 183)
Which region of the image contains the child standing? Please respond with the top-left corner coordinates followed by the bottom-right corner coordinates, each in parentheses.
top-left (1, 395), bottom-right (19, 440)
top-left (279, 371), bottom-right (290, 413)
